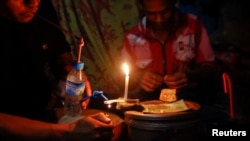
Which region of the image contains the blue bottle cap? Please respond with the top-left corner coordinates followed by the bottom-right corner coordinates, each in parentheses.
top-left (73, 61), bottom-right (84, 70)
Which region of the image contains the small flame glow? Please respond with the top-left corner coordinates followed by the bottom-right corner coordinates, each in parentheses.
top-left (107, 104), bottom-right (111, 109)
top-left (123, 63), bottom-right (129, 76)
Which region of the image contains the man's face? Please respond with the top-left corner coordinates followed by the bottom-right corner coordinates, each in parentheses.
top-left (142, 0), bottom-right (174, 30)
top-left (0, 0), bottom-right (41, 23)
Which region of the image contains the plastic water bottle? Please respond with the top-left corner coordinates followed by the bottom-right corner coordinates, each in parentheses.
top-left (64, 61), bottom-right (86, 117)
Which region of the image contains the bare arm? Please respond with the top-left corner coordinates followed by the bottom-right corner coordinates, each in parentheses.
top-left (0, 112), bottom-right (114, 141)
top-left (0, 113), bottom-right (69, 141)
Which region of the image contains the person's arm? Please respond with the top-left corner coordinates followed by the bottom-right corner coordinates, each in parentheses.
top-left (164, 19), bottom-right (218, 89)
top-left (0, 113), bottom-right (70, 141)
top-left (0, 112), bottom-right (113, 141)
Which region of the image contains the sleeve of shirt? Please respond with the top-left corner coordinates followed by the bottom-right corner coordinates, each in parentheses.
top-left (121, 34), bottom-right (133, 63)
top-left (195, 21), bottom-right (216, 64)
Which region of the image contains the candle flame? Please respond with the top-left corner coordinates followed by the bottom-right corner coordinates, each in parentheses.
top-left (107, 104), bottom-right (111, 109)
top-left (123, 63), bottom-right (129, 76)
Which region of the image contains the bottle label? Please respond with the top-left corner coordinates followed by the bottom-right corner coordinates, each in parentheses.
top-left (66, 80), bottom-right (85, 96)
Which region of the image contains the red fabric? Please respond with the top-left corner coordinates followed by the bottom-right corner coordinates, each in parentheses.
top-left (121, 14), bottom-right (215, 75)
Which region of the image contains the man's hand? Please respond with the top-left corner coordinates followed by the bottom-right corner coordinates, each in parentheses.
top-left (140, 71), bottom-right (163, 92)
top-left (66, 112), bottom-right (114, 141)
top-left (164, 72), bottom-right (188, 89)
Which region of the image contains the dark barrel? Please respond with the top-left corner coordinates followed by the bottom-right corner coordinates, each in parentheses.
top-left (124, 100), bottom-right (201, 141)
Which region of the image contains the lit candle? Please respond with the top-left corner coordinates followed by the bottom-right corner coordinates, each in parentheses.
top-left (123, 63), bottom-right (129, 101)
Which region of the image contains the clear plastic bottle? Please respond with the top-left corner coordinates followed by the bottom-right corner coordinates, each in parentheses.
top-left (64, 61), bottom-right (86, 117)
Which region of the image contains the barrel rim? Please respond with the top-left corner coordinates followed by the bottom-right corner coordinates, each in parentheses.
top-left (124, 100), bottom-right (200, 120)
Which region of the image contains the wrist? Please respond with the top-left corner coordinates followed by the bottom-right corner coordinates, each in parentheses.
top-left (51, 123), bottom-right (72, 141)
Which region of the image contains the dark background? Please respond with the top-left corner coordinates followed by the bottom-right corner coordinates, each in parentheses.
top-left (172, 0), bottom-right (250, 124)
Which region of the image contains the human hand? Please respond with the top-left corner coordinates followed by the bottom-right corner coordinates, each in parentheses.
top-left (163, 72), bottom-right (188, 89)
top-left (140, 71), bottom-right (163, 92)
top-left (81, 77), bottom-right (92, 109)
top-left (66, 112), bottom-right (114, 141)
